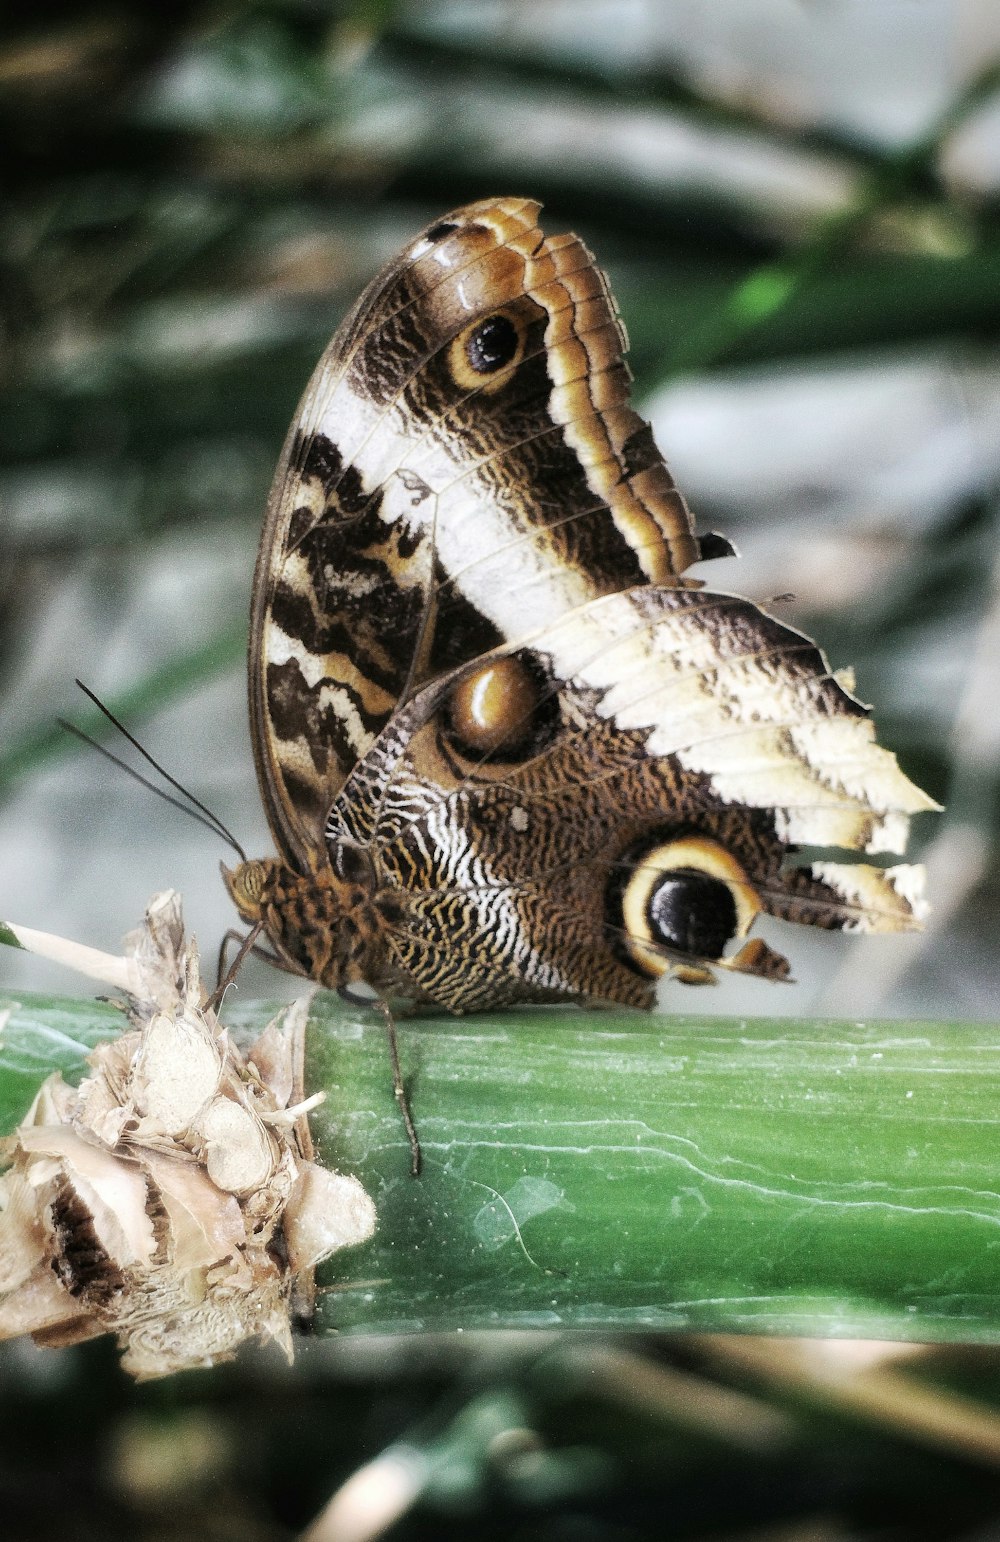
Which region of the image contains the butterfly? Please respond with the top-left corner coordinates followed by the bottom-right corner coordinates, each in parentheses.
top-left (224, 196), bottom-right (935, 1035)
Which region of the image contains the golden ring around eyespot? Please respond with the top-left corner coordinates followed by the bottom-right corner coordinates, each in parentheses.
top-left (620, 835), bottom-right (762, 977)
top-left (447, 306), bottom-right (527, 394)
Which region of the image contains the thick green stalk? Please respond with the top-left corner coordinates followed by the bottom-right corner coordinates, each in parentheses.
top-left (2, 991), bottom-right (998, 1345)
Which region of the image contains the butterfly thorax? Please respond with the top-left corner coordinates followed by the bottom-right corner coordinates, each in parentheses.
top-left (223, 855), bottom-right (381, 989)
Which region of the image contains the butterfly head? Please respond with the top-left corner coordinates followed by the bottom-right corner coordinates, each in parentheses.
top-left (222, 855), bottom-right (377, 989)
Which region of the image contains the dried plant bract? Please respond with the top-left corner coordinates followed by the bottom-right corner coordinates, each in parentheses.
top-left (0, 892), bottom-right (376, 1378)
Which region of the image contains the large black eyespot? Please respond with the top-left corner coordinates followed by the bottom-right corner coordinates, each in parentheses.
top-left (425, 221), bottom-right (459, 243)
top-left (648, 870), bottom-right (738, 959)
top-left (466, 314), bottom-right (519, 374)
top-left (609, 834), bottom-right (762, 979)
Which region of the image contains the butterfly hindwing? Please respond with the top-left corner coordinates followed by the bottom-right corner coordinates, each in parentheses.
top-left (318, 583), bottom-right (935, 1009)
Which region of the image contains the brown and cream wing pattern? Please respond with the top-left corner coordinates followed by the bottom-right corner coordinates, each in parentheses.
top-left (325, 585), bottom-right (936, 1011)
top-left (249, 197), bottom-right (714, 870)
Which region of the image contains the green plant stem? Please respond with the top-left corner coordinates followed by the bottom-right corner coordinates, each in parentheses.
top-left (2, 991), bottom-right (998, 1346)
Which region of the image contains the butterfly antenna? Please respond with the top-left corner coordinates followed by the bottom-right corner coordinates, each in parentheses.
top-left (65, 681), bottom-right (248, 863)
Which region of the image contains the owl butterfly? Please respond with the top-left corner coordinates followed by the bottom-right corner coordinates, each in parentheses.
top-left (225, 196), bottom-right (934, 1072)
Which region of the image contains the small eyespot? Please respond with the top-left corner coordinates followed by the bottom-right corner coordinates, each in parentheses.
top-left (410, 221), bottom-right (462, 260)
top-left (425, 221), bottom-right (460, 243)
top-left (446, 305), bottom-right (530, 393)
top-left (444, 653), bottom-right (557, 762)
top-left (610, 836), bottom-right (762, 978)
top-left (466, 314), bottom-right (519, 374)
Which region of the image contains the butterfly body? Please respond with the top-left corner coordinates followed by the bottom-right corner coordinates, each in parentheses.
top-left (229, 197), bottom-right (935, 1015)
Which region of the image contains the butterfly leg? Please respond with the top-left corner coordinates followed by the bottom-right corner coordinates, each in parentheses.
top-left (217, 925), bottom-right (257, 988)
top-left (214, 923), bottom-right (301, 999)
top-left (378, 997), bottom-right (422, 1179)
top-left (209, 922), bottom-right (267, 1011)
top-left (339, 986), bottom-right (421, 1176)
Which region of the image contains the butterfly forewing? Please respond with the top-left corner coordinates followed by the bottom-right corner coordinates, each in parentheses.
top-left (250, 197), bottom-right (704, 868)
